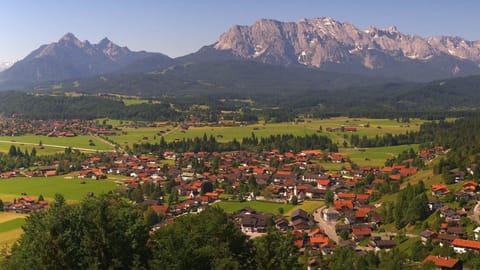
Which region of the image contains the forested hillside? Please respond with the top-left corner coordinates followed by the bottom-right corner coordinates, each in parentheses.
top-left (20, 61), bottom-right (480, 119)
top-left (0, 92), bottom-right (180, 121)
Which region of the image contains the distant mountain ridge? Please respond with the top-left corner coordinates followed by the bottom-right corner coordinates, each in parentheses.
top-left (0, 61), bottom-right (14, 72)
top-left (2, 17), bottom-right (480, 89)
top-left (203, 17), bottom-right (480, 81)
top-left (0, 33), bottom-right (171, 87)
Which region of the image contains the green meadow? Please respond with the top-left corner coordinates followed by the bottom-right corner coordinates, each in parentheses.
top-left (216, 201), bottom-right (294, 215)
top-left (106, 127), bottom-right (165, 148)
top-left (0, 218), bottom-right (25, 233)
top-left (0, 135), bottom-right (114, 154)
top-left (122, 99), bottom-right (162, 106)
top-left (216, 200), bottom-right (324, 218)
top-left (0, 175), bottom-right (117, 202)
top-left (0, 213), bottom-right (27, 248)
top-left (106, 117), bottom-right (425, 147)
top-left (342, 144), bottom-right (420, 167)
top-left (0, 144), bottom-right (64, 156)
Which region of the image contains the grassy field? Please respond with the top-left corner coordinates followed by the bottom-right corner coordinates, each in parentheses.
top-left (0, 228), bottom-right (22, 248)
top-left (0, 175), bottom-right (117, 202)
top-left (0, 212), bottom-right (26, 223)
top-left (106, 117), bottom-right (426, 148)
top-left (343, 144), bottom-right (420, 167)
top-left (0, 176), bottom-right (118, 248)
top-left (0, 213), bottom-right (27, 248)
top-left (0, 135), bottom-right (114, 154)
top-left (163, 118), bottom-right (423, 144)
top-left (315, 162), bottom-right (345, 171)
top-left (106, 127), bottom-right (165, 148)
top-left (216, 200), bottom-right (324, 217)
top-left (397, 236), bottom-right (421, 254)
top-left (284, 200), bottom-right (324, 218)
top-left (122, 99), bottom-right (150, 106)
top-left (122, 99), bottom-right (162, 106)
top-left (0, 218), bottom-right (25, 233)
top-left (0, 143), bottom-right (69, 156)
top-left (216, 200), bottom-right (294, 215)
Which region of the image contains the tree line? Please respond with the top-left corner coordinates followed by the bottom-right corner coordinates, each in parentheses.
top-left (131, 133), bottom-right (338, 155)
top-left (0, 146), bottom-right (90, 173)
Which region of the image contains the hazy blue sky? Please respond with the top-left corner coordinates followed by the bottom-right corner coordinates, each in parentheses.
top-left (1, 0), bottom-right (479, 62)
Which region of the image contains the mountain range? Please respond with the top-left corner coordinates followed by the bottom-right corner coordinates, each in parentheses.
top-left (1, 17), bottom-right (480, 90)
top-left (210, 17), bottom-right (480, 81)
top-left (0, 33), bottom-right (172, 88)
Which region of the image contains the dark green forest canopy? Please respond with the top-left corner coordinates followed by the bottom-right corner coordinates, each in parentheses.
top-left (5, 194), bottom-right (151, 270)
top-left (2, 195), bottom-right (302, 270)
top-left (0, 91), bottom-right (180, 121)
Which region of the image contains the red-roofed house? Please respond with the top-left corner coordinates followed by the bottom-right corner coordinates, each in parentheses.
top-left (432, 184), bottom-right (450, 196)
top-left (316, 179), bottom-right (331, 190)
top-left (423, 255), bottom-right (462, 269)
top-left (381, 167), bottom-right (394, 173)
top-left (204, 192), bottom-right (219, 200)
top-left (151, 205), bottom-right (169, 216)
top-left (293, 239), bottom-right (304, 248)
top-left (21, 196), bottom-right (36, 203)
top-left (310, 236), bottom-right (330, 247)
top-left (452, 238), bottom-right (480, 253)
top-left (389, 175), bottom-right (401, 181)
top-left (44, 170), bottom-right (57, 177)
top-left (462, 181), bottom-right (478, 192)
top-left (355, 207), bottom-right (372, 221)
top-left (372, 179), bottom-right (385, 185)
top-left (356, 194), bottom-right (370, 203)
top-left (334, 200), bottom-right (353, 211)
top-left (352, 227), bottom-right (372, 241)
top-left (400, 167), bottom-right (417, 176)
top-left (336, 193), bottom-right (356, 200)
top-left (301, 150), bottom-right (322, 156)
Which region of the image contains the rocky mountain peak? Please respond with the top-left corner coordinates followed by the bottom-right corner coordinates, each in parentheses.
top-left (0, 33), bottom-right (161, 84)
top-left (386, 26), bottom-right (398, 33)
top-left (211, 17), bottom-right (480, 80)
top-left (57, 32), bottom-right (86, 48)
top-left (97, 37), bottom-right (113, 47)
top-left (59, 32), bottom-right (78, 42)
top-left (95, 37), bottom-right (131, 59)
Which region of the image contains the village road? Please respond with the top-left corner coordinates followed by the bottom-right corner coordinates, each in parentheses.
top-left (313, 206), bottom-right (339, 243)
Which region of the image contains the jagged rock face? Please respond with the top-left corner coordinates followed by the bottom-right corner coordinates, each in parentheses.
top-left (213, 17), bottom-right (480, 78)
top-left (1, 33), bottom-right (164, 84)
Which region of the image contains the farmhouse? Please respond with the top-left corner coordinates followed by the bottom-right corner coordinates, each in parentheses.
top-left (451, 238), bottom-right (480, 253)
top-left (352, 227), bottom-right (371, 241)
top-left (2, 196), bottom-right (48, 214)
top-left (369, 238), bottom-right (396, 251)
top-left (423, 255), bottom-right (462, 270)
